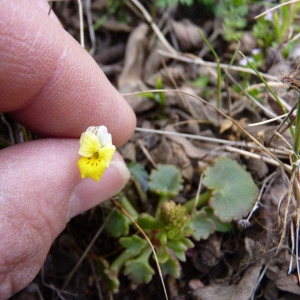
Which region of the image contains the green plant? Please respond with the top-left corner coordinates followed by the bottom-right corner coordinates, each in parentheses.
top-left (138, 76), bottom-right (166, 112)
top-left (214, 0), bottom-right (249, 42)
top-left (155, 0), bottom-right (195, 9)
top-left (252, 2), bottom-right (300, 58)
top-left (101, 159), bottom-right (258, 292)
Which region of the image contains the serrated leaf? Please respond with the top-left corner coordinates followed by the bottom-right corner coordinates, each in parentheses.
top-left (160, 255), bottom-right (181, 278)
top-left (149, 164), bottom-right (183, 197)
top-left (98, 257), bottom-right (120, 293)
top-left (203, 157), bottom-right (258, 222)
top-left (124, 247), bottom-right (154, 283)
top-left (128, 162), bottom-right (149, 192)
top-left (120, 234), bottom-right (148, 255)
top-left (105, 209), bottom-right (131, 238)
top-left (191, 210), bottom-right (216, 241)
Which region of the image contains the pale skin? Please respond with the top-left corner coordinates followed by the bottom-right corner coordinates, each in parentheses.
top-left (0, 0), bottom-right (136, 297)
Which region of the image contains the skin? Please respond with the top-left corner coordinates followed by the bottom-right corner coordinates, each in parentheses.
top-left (0, 0), bottom-right (136, 297)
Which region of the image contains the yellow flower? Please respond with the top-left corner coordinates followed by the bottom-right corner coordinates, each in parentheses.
top-left (78, 126), bottom-right (116, 181)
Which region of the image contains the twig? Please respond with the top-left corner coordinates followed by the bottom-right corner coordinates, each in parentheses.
top-left (157, 50), bottom-right (279, 81)
top-left (77, 0), bottom-right (85, 48)
top-left (129, 0), bottom-right (176, 54)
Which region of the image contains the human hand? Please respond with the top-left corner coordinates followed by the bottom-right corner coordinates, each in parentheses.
top-left (0, 0), bottom-right (136, 297)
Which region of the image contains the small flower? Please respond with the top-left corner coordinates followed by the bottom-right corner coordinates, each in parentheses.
top-left (78, 126), bottom-right (116, 181)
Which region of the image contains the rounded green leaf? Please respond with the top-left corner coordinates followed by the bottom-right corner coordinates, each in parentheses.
top-left (191, 210), bottom-right (216, 241)
top-left (105, 210), bottom-right (130, 238)
top-left (149, 164), bottom-right (183, 197)
top-left (203, 157), bottom-right (258, 222)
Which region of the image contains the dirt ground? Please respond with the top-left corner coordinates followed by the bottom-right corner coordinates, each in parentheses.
top-left (8, 1), bottom-right (300, 299)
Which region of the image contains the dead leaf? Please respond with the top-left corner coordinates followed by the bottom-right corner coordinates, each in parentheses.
top-left (118, 23), bottom-right (148, 87)
top-left (192, 259), bottom-right (263, 300)
top-left (164, 125), bottom-right (208, 159)
top-left (118, 23), bottom-right (155, 112)
top-left (171, 19), bottom-right (204, 51)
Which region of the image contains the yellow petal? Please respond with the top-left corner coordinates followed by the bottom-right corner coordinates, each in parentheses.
top-left (99, 145), bottom-right (116, 167)
top-left (78, 155), bottom-right (107, 181)
top-left (78, 132), bottom-right (100, 157)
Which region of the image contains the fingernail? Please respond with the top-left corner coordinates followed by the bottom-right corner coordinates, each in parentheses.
top-left (68, 157), bottom-right (130, 219)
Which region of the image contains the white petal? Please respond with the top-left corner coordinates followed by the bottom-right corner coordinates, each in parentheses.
top-left (86, 126), bottom-right (98, 134)
top-left (96, 125), bottom-right (112, 146)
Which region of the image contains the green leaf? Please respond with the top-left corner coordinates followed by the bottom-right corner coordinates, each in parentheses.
top-left (98, 257), bottom-right (120, 293)
top-left (172, 248), bottom-right (187, 262)
top-left (137, 213), bottom-right (159, 230)
top-left (166, 239), bottom-right (189, 253)
top-left (190, 210), bottom-right (216, 241)
top-left (128, 162), bottom-right (149, 192)
top-left (149, 164), bottom-right (183, 197)
top-left (154, 77), bottom-right (166, 107)
top-left (105, 209), bottom-right (131, 238)
top-left (138, 91), bottom-right (156, 100)
top-left (203, 206), bottom-right (232, 233)
top-left (156, 245), bottom-right (170, 263)
top-left (166, 239), bottom-right (190, 261)
top-left (124, 247), bottom-right (155, 283)
top-left (160, 255), bottom-right (181, 278)
top-left (119, 234), bottom-right (148, 255)
top-left (203, 157), bottom-right (258, 222)
top-left (180, 236), bottom-right (195, 249)
top-left (156, 230), bottom-right (167, 245)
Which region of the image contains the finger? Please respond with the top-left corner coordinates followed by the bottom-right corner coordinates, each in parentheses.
top-left (0, 139), bottom-right (130, 297)
top-left (0, 0), bottom-right (136, 146)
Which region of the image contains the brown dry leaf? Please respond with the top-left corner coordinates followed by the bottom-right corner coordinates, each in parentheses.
top-left (193, 255), bottom-right (263, 300)
top-left (177, 87), bottom-right (219, 121)
top-left (220, 118), bottom-right (247, 141)
top-left (101, 19), bottom-right (132, 32)
top-left (164, 125), bottom-right (208, 159)
top-left (118, 23), bottom-right (148, 87)
top-left (118, 23), bottom-right (154, 112)
top-left (170, 19), bottom-right (204, 52)
top-left (145, 65), bottom-right (186, 87)
top-left (219, 119), bottom-right (233, 134)
top-left (151, 137), bottom-right (193, 180)
top-left (170, 141), bottom-right (193, 180)
top-left (143, 40), bottom-right (170, 84)
top-left (265, 250), bottom-right (300, 296)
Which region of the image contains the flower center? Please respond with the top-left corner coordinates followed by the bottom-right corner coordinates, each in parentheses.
top-left (93, 152), bottom-right (100, 159)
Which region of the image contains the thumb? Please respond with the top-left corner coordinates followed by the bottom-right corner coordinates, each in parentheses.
top-left (0, 138), bottom-right (130, 297)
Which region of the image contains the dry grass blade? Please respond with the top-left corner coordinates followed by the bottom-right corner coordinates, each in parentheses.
top-left (126, 88), bottom-right (292, 173)
top-left (255, 0), bottom-right (300, 20)
top-left (293, 166), bottom-right (300, 282)
top-left (111, 199), bottom-right (169, 300)
top-left (157, 50), bottom-right (279, 81)
top-left (129, 0), bottom-right (176, 54)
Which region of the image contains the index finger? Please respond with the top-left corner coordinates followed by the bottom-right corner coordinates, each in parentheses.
top-left (0, 0), bottom-right (136, 146)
